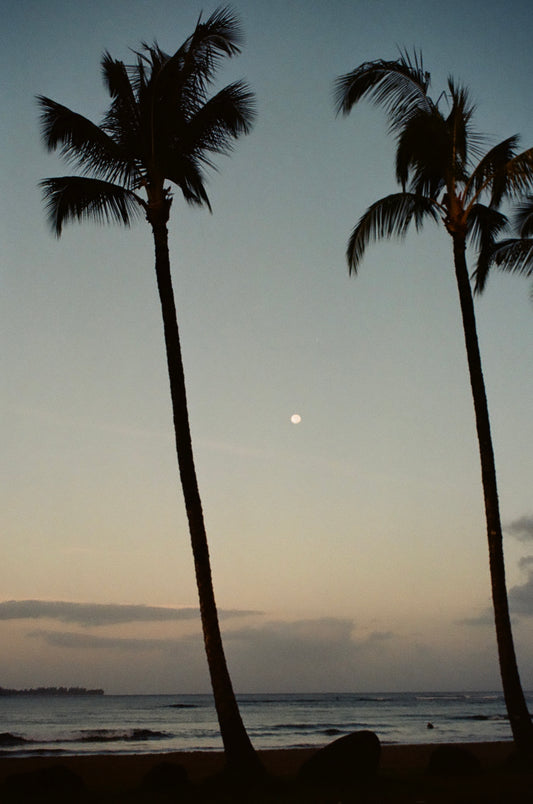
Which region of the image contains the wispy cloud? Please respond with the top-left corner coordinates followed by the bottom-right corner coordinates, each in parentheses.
top-left (458, 610), bottom-right (494, 627)
top-left (505, 514), bottom-right (533, 541)
top-left (0, 600), bottom-right (260, 626)
top-left (27, 629), bottom-right (173, 652)
top-left (8, 404), bottom-right (169, 441)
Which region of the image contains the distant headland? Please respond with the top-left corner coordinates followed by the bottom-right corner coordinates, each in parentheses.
top-left (0, 686), bottom-right (104, 696)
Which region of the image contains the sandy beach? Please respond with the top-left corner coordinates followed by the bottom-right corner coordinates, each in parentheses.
top-left (1, 741), bottom-right (531, 801)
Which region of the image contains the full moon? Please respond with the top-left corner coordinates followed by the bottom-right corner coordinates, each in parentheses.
top-left (290, 413), bottom-right (302, 424)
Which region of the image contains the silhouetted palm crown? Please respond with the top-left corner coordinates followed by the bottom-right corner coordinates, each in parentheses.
top-left (334, 52), bottom-right (533, 273)
top-left (39, 7), bottom-right (254, 232)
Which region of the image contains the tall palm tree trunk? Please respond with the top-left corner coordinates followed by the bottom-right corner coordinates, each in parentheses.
top-left (453, 235), bottom-right (533, 750)
top-left (148, 203), bottom-right (261, 774)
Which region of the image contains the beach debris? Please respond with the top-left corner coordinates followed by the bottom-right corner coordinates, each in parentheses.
top-left (2, 764), bottom-right (85, 797)
top-left (427, 745), bottom-right (481, 776)
top-left (139, 761), bottom-right (189, 793)
top-left (298, 730), bottom-right (381, 786)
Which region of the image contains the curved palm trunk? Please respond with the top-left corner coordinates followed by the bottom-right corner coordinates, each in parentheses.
top-left (148, 204), bottom-right (262, 775)
top-left (453, 235), bottom-right (533, 751)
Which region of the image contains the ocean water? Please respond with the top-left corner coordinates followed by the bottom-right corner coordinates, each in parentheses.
top-left (0, 691), bottom-right (528, 757)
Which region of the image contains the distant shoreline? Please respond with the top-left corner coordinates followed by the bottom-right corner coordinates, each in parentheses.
top-left (0, 686), bottom-right (104, 697)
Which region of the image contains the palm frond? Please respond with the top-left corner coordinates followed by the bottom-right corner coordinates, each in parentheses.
top-left (395, 108), bottom-right (449, 195)
top-left (101, 54), bottom-right (141, 149)
top-left (473, 196), bottom-right (533, 293)
top-left (466, 136), bottom-right (520, 205)
top-left (347, 192), bottom-right (439, 273)
top-left (102, 52), bottom-right (136, 103)
top-left (514, 194), bottom-right (533, 237)
top-left (468, 204), bottom-right (508, 293)
top-left (443, 78), bottom-right (485, 168)
top-left (474, 236), bottom-right (533, 296)
top-left (40, 176), bottom-right (144, 236)
top-left (492, 238), bottom-right (533, 275)
top-left (491, 147), bottom-right (533, 205)
top-left (146, 7), bottom-right (243, 115)
top-left (37, 96), bottom-right (138, 188)
top-left (176, 80), bottom-right (255, 160)
top-left (334, 50), bottom-right (433, 134)
top-left (164, 157), bottom-right (212, 210)
top-left (467, 204), bottom-right (508, 251)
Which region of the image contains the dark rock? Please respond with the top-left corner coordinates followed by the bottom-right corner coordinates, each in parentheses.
top-left (298, 730), bottom-right (381, 787)
top-left (0, 732), bottom-right (28, 747)
top-left (139, 761), bottom-right (189, 793)
top-left (427, 745), bottom-right (481, 776)
top-left (3, 764), bottom-right (85, 796)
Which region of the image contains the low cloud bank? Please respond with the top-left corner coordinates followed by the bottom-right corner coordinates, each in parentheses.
top-left (25, 617), bottom-right (398, 691)
top-left (0, 600), bottom-right (260, 626)
top-left (3, 613), bottom-right (516, 692)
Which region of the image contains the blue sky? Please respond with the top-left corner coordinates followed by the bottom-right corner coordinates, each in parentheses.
top-left (1, 0), bottom-right (533, 695)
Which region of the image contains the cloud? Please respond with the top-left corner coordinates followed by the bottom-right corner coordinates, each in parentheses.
top-left (458, 610), bottom-right (494, 627)
top-left (221, 618), bottom-right (396, 691)
top-left (26, 618), bottom-right (392, 656)
top-left (0, 600), bottom-right (260, 626)
top-left (27, 629), bottom-right (172, 652)
top-left (509, 566), bottom-right (533, 617)
top-left (23, 618), bottom-right (399, 691)
top-left (226, 618), bottom-right (393, 651)
top-left (505, 515), bottom-right (533, 541)
top-left (6, 615), bottom-right (515, 693)
top-left (460, 559), bottom-right (533, 624)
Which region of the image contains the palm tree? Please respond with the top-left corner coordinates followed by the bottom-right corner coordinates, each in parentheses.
top-left (475, 194), bottom-right (533, 297)
top-left (334, 52), bottom-right (533, 750)
top-left (38, 7), bottom-right (262, 775)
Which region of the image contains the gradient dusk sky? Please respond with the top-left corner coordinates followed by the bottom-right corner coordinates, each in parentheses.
top-left (2, 0), bottom-right (533, 694)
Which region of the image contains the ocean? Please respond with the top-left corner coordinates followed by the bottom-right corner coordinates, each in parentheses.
top-left (0, 691), bottom-right (527, 757)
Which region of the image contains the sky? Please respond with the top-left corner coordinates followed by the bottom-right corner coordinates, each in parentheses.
top-left (2, 0), bottom-right (533, 696)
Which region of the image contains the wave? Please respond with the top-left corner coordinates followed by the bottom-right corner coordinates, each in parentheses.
top-left (238, 697), bottom-right (329, 706)
top-left (252, 722), bottom-right (368, 738)
top-left (167, 703), bottom-right (199, 709)
top-left (76, 728), bottom-right (170, 743)
top-left (0, 729), bottom-right (171, 748)
top-left (456, 714), bottom-right (508, 722)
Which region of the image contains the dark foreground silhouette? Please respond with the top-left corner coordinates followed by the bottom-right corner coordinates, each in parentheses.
top-left (1, 732), bottom-right (532, 802)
